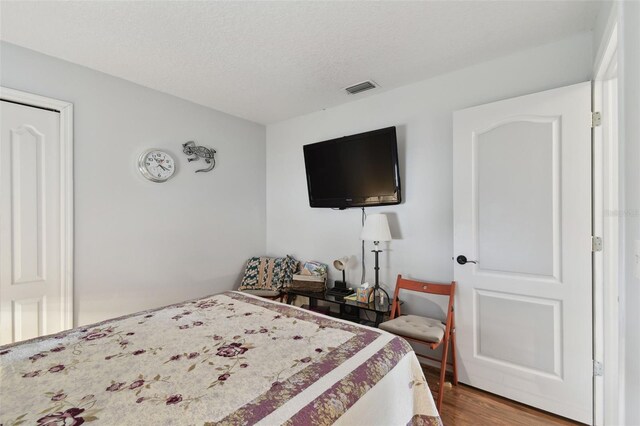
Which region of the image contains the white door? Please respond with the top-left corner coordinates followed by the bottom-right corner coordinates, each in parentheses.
top-left (453, 82), bottom-right (592, 423)
top-left (0, 100), bottom-right (65, 344)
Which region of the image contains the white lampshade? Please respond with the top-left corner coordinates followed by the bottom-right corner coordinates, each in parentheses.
top-left (360, 214), bottom-right (392, 242)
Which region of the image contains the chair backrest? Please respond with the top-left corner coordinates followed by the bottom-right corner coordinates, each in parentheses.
top-left (390, 274), bottom-right (456, 321)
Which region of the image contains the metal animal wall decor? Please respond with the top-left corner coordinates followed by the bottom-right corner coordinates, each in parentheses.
top-left (182, 141), bottom-right (217, 173)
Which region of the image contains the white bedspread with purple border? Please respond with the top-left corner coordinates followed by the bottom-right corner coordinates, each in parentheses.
top-left (0, 291), bottom-right (442, 425)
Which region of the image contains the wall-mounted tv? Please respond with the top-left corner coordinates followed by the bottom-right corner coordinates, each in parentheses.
top-left (303, 126), bottom-right (401, 208)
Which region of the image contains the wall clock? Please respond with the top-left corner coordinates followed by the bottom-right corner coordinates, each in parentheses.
top-left (138, 149), bottom-right (176, 182)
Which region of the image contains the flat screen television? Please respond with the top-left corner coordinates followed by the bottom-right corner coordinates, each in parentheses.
top-left (303, 126), bottom-right (401, 208)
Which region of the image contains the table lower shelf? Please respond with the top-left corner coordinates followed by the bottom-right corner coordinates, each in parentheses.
top-left (300, 303), bottom-right (381, 328)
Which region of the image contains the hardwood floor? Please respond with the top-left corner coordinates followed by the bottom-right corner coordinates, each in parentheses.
top-left (422, 367), bottom-right (581, 425)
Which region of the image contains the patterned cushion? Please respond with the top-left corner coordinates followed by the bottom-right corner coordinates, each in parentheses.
top-left (239, 255), bottom-right (299, 291)
top-left (282, 255), bottom-right (299, 286)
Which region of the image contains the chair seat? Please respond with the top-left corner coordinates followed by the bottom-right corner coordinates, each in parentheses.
top-left (240, 289), bottom-right (281, 297)
top-left (379, 314), bottom-right (445, 343)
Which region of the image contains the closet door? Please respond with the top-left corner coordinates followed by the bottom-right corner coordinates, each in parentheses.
top-left (0, 100), bottom-right (65, 344)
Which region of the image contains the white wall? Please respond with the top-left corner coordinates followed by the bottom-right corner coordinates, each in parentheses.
top-left (266, 32), bottom-right (593, 318)
top-left (593, 0), bottom-right (616, 74)
top-left (0, 42), bottom-right (266, 326)
top-left (620, 2), bottom-right (640, 423)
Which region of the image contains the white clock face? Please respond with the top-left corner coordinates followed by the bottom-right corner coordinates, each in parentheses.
top-left (138, 150), bottom-right (176, 182)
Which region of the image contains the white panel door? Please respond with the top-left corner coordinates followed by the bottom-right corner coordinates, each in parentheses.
top-left (0, 101), bottom-right (64, 344)
top-left (453, 82), bottom-right (592, 423)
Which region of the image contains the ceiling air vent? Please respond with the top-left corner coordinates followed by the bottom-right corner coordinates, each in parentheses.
top-left (344, 80), bottom-right (377, 95)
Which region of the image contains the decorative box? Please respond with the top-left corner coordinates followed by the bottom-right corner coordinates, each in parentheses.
top-left (290, 274), bottom-right (327, 293)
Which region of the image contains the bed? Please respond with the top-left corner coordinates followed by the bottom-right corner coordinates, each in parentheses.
top-left (0, 291), bottom-right (442, 425)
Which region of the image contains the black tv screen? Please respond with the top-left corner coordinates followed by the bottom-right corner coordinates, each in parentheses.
top-left (303, 126), bottom-right (401, 208)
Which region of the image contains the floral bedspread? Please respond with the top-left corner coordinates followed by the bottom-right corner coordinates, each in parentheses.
top-left (0, 291), bottom-right (442, 425)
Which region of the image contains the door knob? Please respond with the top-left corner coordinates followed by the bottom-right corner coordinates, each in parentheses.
top-left (456, 255), bottom-right (478, 265)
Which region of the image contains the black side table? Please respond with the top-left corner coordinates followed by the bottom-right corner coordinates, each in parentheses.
top-left (285, 288), bottom-right (392, 327)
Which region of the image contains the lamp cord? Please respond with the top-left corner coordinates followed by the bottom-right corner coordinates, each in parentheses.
top-left (361, 207), bottom-right (366, 285)
top-left (360, 207), bottom-right (380, 325)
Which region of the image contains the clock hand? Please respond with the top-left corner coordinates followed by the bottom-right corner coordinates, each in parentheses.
top-left (158, 164), bottom-right (168, 171)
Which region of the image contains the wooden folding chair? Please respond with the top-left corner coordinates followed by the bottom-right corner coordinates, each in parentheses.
top-left (379, 274), bottom-right (457, 412)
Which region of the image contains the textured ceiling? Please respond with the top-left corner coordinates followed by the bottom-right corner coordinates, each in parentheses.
top-left (0, 1), bottom-right (602, 124)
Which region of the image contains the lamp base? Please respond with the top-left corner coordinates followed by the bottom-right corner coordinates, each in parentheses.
top-left (372, 286), bottom-right (390, 307)
top-left (327, 286), bottom-right (354, 297)
top-left (333, 280), bottom-right (347, 290)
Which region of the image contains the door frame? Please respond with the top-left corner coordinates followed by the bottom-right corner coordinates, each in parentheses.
top-left (0, 87), bottom-right (74, 330)
top-left (592, 16), bottom-right (621, 426)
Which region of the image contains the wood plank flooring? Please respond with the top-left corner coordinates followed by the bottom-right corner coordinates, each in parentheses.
top-left (422, 367), bottom-right (581, 425)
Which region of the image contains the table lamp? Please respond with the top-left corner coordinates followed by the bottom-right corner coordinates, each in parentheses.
top-left (360, 213), bottom-right (392, 304)
top-left (327, 257), bottom-right (354, 296)
top-left (333, 257), bottom-right (349, 287)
